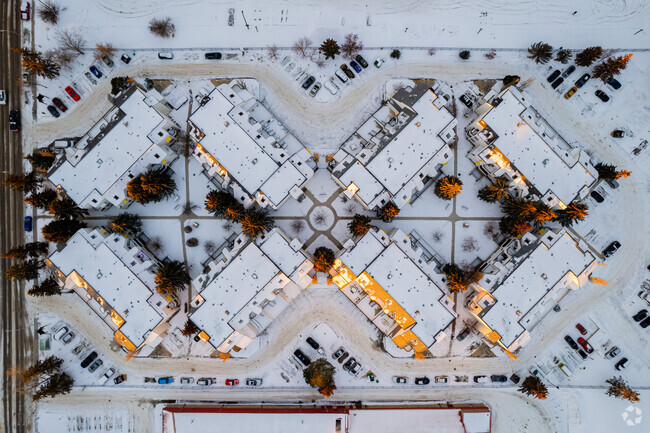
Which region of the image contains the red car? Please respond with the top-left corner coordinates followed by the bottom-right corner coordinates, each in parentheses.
top-left (20, 1), bottom-right (30, 21)
top-left (575, 323), bottom-right (587, 335)
top-left (225, 379), bottom-right (239, 386)
top-left (65, 86), bottom-right (80, 102)
top-left (52, 97), bottom-right (68, 112)
top-left (577, 337), bottom-right (593, 354)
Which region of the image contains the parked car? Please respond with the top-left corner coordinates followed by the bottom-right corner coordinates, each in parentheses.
top-left (374, 58), bottom-right (385, 68)
top-left (575, 73), bottom-right (590, 88)
top-left (88, 359), bottom-right (103, 373)
top-left (98, 368), bottom-right (115, 385)
top-left (61, 331), bottom-right (75, 344)
top-left (564, 87), bottom-right (577, 99)
top-left (577, 349), bottom-right (588, 360)
top-left (293, 349), bottom-right (311, 366)
top-left (633, 309), bottom-right (648, 322)
top-left (53, 326), bottom-right (69, 341)
top-left (606, 178), bottom-right (619, 189)
top-left (606, 347), bottom-right (620, 359)
top-left (334, 69), bottom-right (349, 83)
top-left (47, 105), bottom-right (60, 118)
top-left (80, 351), bottom-right (98, 368)
top-left (309, 82), bottom-right (321, 97)
top-left (9, 109), bottom-right (20, 131)
top-left (24, 216), bottom-right (32, 231)
top-left (459, 94), bottom-right (473, 108)
top-left (0, 89), bottom-right (6, 105)
top-left (205, 52), bottom-right (222, 60)
top-left (332, 347), bottom-right (345, 360)
top-left (245, 378), bottom-right (262, 386)
top-left (101, 55), bottom-right (114, 68)
top-left (113, 374), bottom-right (127, 384)
top-left (640, 316), bottom-right (650, 328)
top-left (576, 323), bottom-right (587, 335)
top-left (65, 86), bottom-right (80, 101)
top-left (414, 377), bottom-right (430, 385)
top-left (343, 358), bottom-right (355, 371)
top-left (349, 60), bottom-right (362, 73)
top-left (456, 328), bottom-right (470, 341)
top-left (306, 337), bottom-right (320, 350)
top-left (547, 69), bottom-right (561, 83)
top-left (434, 376), bottom-right (448, 383)
top-left (52, 97), bottom-right (67, 112)
top-left (158, 52), bottom-right (173, 60)
top-left (611, 129), bottom-right (625, 138)
top-left (84, 72), bottom-right (98, 85)
top-left (615, 357), bottom-right (628, 370)
top-left (225, 378), bottom-right (239, 386)
top-left (491, 375), bottom-right (508, 383)
top-left (590, 190), bottom-right (604, 203)
top-left (180, 377), bottom-right (194, 384)
top-left (638, 292), bottom-right (650, 306)
top-left (302, 75), bottom-right (315, 89)
top-left (355, 55), bottom-right (368, 68)
top-left (20, 1), bottom-right (30, 20)
top-left (595, 90), bottom-right (610, 102)
top-left (577, 337), bottom-right (593, 354)
top-left (158, 377), bottom-right (173, 384)
top-left (323, 79), bottom-right (339, 95)
top-left (602, 241), bottom-right (621, 257)
top-left (350, 362), bottom-right (362, 375)
top-left (121, 53), bottom-right (132, 64)
top-left (337, 351), bottom-right (349, 364)
top-left (89, 65), bottom-right (103, 78)
top-left (562, 65), bottom-right (576, 77)
top-left (340, 64), bottom-right (355, 79)
top-left (197, 378), bottom-right (212, 386)
top-left (551, 77), bottom-right (564, 89)
top-left (474, 376), bottom-right (489, 383)
top-left (392, 376), bottom-right (408, 384)
top-left (606, 77), bottom-right (622, 90)
top-left (564, 335), bottom-right (579, 350)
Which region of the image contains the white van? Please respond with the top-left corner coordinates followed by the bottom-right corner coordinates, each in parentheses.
top-left (158, 52), bottom-right (173, 60)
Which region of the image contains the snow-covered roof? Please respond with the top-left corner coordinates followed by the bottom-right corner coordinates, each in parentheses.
top-left (462, 411), bottom-right (491, 433)
top-left (339, 229), bottom-right (387, 275)
top-left (339, 160), bottom-right (384, 205)
top-left (190, 243), bottom-right (281, 345)
top-left (365, 243), bottom-right (454, 346)
top-left (259, 230), bottom-right (306, 277)
top-left (260, 161), bottom-right (306, 207)
top-left (169, 412), bottom-right (346, 433)
top-left (482, 232), bottom-right (596, 346)
top-left (48, 231), bottom-right (162, 345)
top-left (483, 89), bottom-right (596, 204)
top-left (48, 89), bottom-right (168, 205)
top-left (348, 409), bottom-right (466, 433)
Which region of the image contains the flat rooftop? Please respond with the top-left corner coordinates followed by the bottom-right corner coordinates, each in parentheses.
top-left (258, 230), bottom-right (305, 277)
top-left (48, 231), bottom-right (162, 345)
top-left (48, 90), bottom-right (166, 205)
top-left (482, 232), bottom-right (596, 346)
top-left (483, 89), bottom-right (596, 204)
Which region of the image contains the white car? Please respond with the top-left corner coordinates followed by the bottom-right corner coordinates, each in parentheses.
top-left (374, 58), bottom-right (385, 68)
top-left (392, 376), bottom-right (407, 384)
top-left (245, 378), bottom-right (262, 386)
top-left (180, 377), bottom-right (194, 384)
top-left (197, 378), bottom-right (212, 386)
top-left (98, 368), bottom-right (115, 385)
top-left (323, 80), bottom-right (339, 95)
top-left (0, 90), bottom-right (6, 105)
top-left (53, 326), bottom-right (68, 340)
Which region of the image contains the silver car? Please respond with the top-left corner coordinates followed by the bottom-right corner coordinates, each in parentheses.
top-left (84, 72), bottom-right (97, 85)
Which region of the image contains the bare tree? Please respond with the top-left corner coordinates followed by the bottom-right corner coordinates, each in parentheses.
top-left (149, 17), bottom-right (175, 38)
top-left (46, 48), bottom-right (75, 69)
top-left (293, 37), bottom-right (314, 59)
top-left (341, 34), bottom-right (363, 59)
top-left (484, 49), bottom-right (497, 60)
top-left (56, 30), bottom-right (86, 56)
top-left (94, 43), bottom-right (116, 61)
top-left (38, 0), bottom-right (66, 25)
top-left (462, 236), bottom-right (479, 252)
top-left (432, 230), bottom-right (443, 243)
top-left (147, 236), bottom-right (163, 254)
top-left (344, 202), bottom-right (357, 215)
top-left (313, 210), bottom-right (329, 228)
top-left (483, 221), bottom-right (499, 241)
top-left (291, 219), bottom-right (305, 234)
top-left (267, 44), bottom-right (279, 60)
top-left (314, 57), bottom-right (326, 68)
top-left (428, 48), bottom-right (437, 56)
top-left (203, 240), bottom-right (217, 255)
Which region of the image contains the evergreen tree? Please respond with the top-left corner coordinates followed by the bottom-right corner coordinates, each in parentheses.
top-left (605, 376), bottom-right (640, 403)
top-left (5, 259), bottom-right (44, 281)
top-left (319, 39), bottom-right (340, 60)
top-left (459, 50), bottom-right (470, 60)
top-left (574, 46), bottom-right (603, 67)
top-left (592, 54), bottom-right (633, 82)
top-left (110, 76), bottom-right (131, 95)
top-left (518, 375), bottom-right (549, 400)
top-left (527, 42), bottom-right (553, 64)
top-left (390, 49), bottom-right (401, 59)
top-left (24, 149), bottom-right (56, 172)
top-left (499, 217), bottom-right (531, 237)
top-left (28, 276), bottom-right (62, 297)
top-left (24, 189), bottom-right (58, 210)
top-left (205, 190), bottom-right (236, 217)
top-left (377, 202), bottom-right (400, 222)
top-left (2, 242), bottom-right (48, 260)
top-left (155, 260), bottom-right (190, 295)
top-left (555, 202), bottom-right (588, 227)
top-left (127, 167), bottom-right (176, 204)
top-left (22, 356), bottom-right (64, 383)
top-left (10, 47), bottom-right (60, 79)
top-left (109, 213), bottom-right (142, 236)
top-left (434, 176), bottom-right (462, 200)
top-left (555, 47), bottom-right (572, 64)
top-left (503, 75), bottom-right (520, 86)
top-left (501, 197), bottom-right (537, 219)
top-left (441, 263), bottom-right (482, 293)
top-left (594, 162), bottom-right (618, 180)
top-left (41, 219), bottom-right (86, 243)
top-left (31, 372), bottom-right (73, 401)
top-left (303, 357), bottom-right (336, 397)
top-left (240, 208), bottom-right (274, 239)
top-left (181, 320), bottom-right (199, 337)
top-left (477, 178), bottom-right (510, 203)
top-left (48, 197), bottom-right (87, 220)
top-left (313, 247), bottom-right (335, 273)
top-left (2, 172), bottom-right (42, 194)
top-left (348, 214), bottom-right (372, 237)
top-left (532, 203), bottom-right (557, 226)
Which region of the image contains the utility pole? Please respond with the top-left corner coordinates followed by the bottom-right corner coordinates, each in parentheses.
top-left (241, 11), bottom-right (250, 30)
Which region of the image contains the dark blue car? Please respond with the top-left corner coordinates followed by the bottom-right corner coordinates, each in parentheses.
top-left (24, 216), bottom-right (32, 232)
top-left (89, 65), bottom-right (102, 78)
top-left (349, 60), bottom-right (362, 73)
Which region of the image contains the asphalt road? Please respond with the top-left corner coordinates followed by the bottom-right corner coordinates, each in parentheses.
top-left (0, 3), bottom-right (30, 433)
